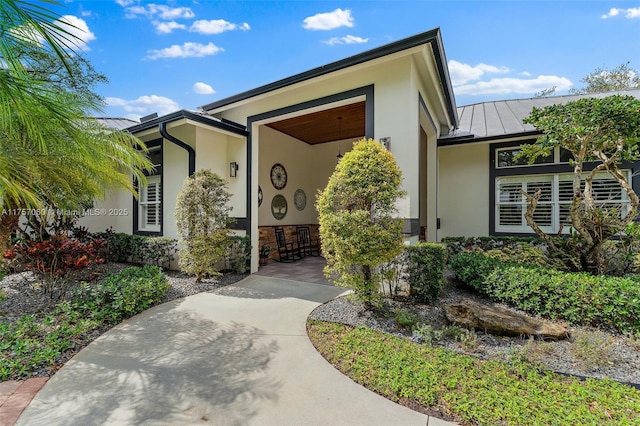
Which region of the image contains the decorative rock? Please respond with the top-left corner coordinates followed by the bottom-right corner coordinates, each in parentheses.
top-left (444, 298), bottom-right (570, 340)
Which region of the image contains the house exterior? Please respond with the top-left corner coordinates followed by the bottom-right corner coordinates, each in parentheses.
top-left (81, 27), bottom-right (640, 273)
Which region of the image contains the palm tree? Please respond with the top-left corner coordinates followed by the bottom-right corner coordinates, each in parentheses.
top-left (0, 0), bottom-right (152, 250)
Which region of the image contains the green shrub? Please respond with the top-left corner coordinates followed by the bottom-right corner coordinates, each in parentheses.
top-left (443, 236), bottom-right (539, 257)
top-left (226, 235), bottom-right (251, 274)
top-left (68, 265), bottom-right (169, 324)
top-left (448, 251), bottom-right (504, 293)
top-left (394, 309), bottom-right (419, 330)
top-left (404, 242), bottom-right (446, 303)
top-left (484, 266), bottom-right (640, 334)
top-left (141, 237), bottom-right (176, 269)
top-left (96, 230), bottom-right (176, 268)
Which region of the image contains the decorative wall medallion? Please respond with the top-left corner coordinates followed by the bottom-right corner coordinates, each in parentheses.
top-left (270, 163), bottom-right (287, 190)
top-left (271, 194), bottom-right (287, 220)
top-left (294, 189), bottom-right (307, 211)
top-left (258, 185), bottom-right (263, 207)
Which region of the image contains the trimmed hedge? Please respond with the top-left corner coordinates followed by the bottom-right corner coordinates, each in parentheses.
top-left (448, 251), bottom-right (504, 294)
top-left (95, 231), bottom-right (176, 268)
top-left (67, 265), bottom-right (169, 324)
top-left (442, 236), bottom-right (539, 257)
top-left (405, 242), bottom-right (447, 303)
top-left (484, 266), bottom-right (640, 334)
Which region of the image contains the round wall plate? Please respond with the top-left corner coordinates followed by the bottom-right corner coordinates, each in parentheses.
top-left (271, 194), bottom-right (287, 220)
top-left (270, 163), bottom-right (287, 190)
top-left (294, 189), bottom-right (306, 211)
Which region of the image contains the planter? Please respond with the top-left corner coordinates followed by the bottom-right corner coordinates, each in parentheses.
top-left (259, 255), bottom-right (269, 266)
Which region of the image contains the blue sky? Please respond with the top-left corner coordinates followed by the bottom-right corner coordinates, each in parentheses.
top-left (49, 1), bottom-right (640, 120)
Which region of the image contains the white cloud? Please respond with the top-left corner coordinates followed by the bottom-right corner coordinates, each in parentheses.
top-left (454, 75), bottom-right (573, 96)
top-left (602, 7), bottom-right (640, 18)
top-left (323, 35), bottom-right (368, 45)
top-left (56, 15), bottom-right (96, 50)
top-left (303, 8), bottom-right (354, 30)
top-left (124, 4), bottom-right (194, 20)
top-left (520, 71), bottom-right (532, 77)
top-left (115, 0), bottom-right (134, 6)
top-left (448, 60), bottom-right (510, 86)
top-left (193, 82), bottom-right (216, 95)
top-left (154, 21), bottom-right (186, 34)
top-left (146, 42), bottom-right (224, 59)
top-left (106, 95), bottom-right (179, 118)
top-left (190, 19), bottom-right (250, 35)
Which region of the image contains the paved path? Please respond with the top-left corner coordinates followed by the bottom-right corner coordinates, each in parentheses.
top-left (18, 275), bottom-right (456, 425)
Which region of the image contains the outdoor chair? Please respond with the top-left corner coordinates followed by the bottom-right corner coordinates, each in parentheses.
top-left (275, 227), bottom-right (298, 262)
top-left (297, 226), bottom-right (320, 258)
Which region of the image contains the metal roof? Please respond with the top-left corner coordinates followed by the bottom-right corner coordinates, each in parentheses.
top-left (92, 117), bottom-right (139, 130)
top-left (444, 89), bottom-right (640, 143)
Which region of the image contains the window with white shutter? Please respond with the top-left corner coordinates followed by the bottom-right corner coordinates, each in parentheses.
top-left (495, 172), bottom-right (630, 233)
top-left (139, 175), bottom-right (161, 232)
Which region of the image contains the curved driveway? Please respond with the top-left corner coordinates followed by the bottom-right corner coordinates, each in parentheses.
top-left (18, 275), bottom-right (452, 425)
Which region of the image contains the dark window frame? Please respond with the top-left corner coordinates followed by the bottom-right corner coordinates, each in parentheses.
top-left (133, 139), bottom-right (163, 236)
top-left (489, 140), bottom-right (640, 236)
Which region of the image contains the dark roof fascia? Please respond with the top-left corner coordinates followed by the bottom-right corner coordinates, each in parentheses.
top-left (437, 130), bottom-right (542, 147)
top-left (126, 110), bottom-right (248, 136)
top-left (199, 28), bottom-right (456, 126)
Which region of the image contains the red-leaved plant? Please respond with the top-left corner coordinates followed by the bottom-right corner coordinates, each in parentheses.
top-left (4, 234), bottom-right (107, 298)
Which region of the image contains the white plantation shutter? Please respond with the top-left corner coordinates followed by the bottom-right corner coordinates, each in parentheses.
top-left (140, 175), bottom-right (161, 232)
top-left (496, 171), bottom-right (630, 233)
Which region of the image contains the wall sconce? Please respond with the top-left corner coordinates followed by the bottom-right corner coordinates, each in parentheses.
top-left (229, 162), bottom-right (239, 177)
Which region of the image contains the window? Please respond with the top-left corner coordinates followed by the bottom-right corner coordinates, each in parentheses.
top-left (135, 143), bottom-right (162, 234)
top-left (139, 175), bottom-right (161, 232)
top-left (496, 145), bottom-right (573, 168)
top-left (496, 172), bottom-right (630, 233)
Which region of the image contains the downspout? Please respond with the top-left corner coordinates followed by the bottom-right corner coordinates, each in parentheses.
top-left (159, 122), bottom-right (195, 176)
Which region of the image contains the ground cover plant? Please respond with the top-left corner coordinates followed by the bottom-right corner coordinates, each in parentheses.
top-left (0, 265), bottom-right (169, 381)
top-left (308, 321), bottom-right (640, 425)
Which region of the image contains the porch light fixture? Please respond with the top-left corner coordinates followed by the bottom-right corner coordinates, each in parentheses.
top-left (336, 116), bottom-right (344, 162)
top-left (230, 161), bottom-right (239, 177)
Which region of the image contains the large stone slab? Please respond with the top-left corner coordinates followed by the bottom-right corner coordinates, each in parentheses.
top-left (444, 298), bottom-right (570, 340)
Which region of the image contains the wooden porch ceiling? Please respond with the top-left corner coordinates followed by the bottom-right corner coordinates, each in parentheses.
top-left (266, 102), bottom-right (365, 145)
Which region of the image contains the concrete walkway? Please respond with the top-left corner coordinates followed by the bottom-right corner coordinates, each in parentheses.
top-left (18, 275), bottom-right (456, 425)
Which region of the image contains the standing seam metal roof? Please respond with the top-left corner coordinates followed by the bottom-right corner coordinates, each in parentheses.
top-left (446, 89), bottom-right (640, 142)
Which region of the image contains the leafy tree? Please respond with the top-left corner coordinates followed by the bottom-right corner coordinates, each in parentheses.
top-left (570, 62), bottom-right (640, 95)
top-left (175, 170), bottom-right (234, 282)
top-left (316, 138), bottom-right (406, 307)
top-left (0, 1), bottom-right (152, 251)
top-left (520, 95), bottom-right (640, 274)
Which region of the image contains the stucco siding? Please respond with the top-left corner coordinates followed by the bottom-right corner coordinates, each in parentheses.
top-left (78, 188), bottom-right (133, 234)
top-left (438, 143), bottom-right (490, 238)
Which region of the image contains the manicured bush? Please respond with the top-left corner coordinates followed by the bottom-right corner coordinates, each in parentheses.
top-left (141, 237), bottom-right (177, 269)
top-left (96, 230), bottom-right (176, 268)
top-left (68, 265), bottom-right (169, 324)
top-left (225, 235), bottom-right (251, 274)
top-left (443, 236), bottom-right (539, 257)
top-left (484, 266), bottom-right (640, 334)
top-left (404, 242), bottom-right (446, 303)
top-left (175, 170), bottom-right (233, 282)
top-left (448, 251), bottom-right (504, 294)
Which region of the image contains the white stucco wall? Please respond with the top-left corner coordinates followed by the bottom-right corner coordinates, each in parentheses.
top-left (437, 142), bottom-right (490, 238)
top-left (258, 125), bottom-right (356, 226)
top-left (77, 188), bottom-right (133, 234)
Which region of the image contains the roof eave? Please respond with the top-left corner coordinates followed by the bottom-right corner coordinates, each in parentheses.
top-left (199, 27), bottom-right (457, 126)
top-left (126, 110), bottom-right (248, 136)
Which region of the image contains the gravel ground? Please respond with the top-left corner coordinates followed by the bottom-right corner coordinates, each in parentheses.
top-left (309, 273), bottom-right (640, 388)
top-left (3, 264), bottom-right (639, 387)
